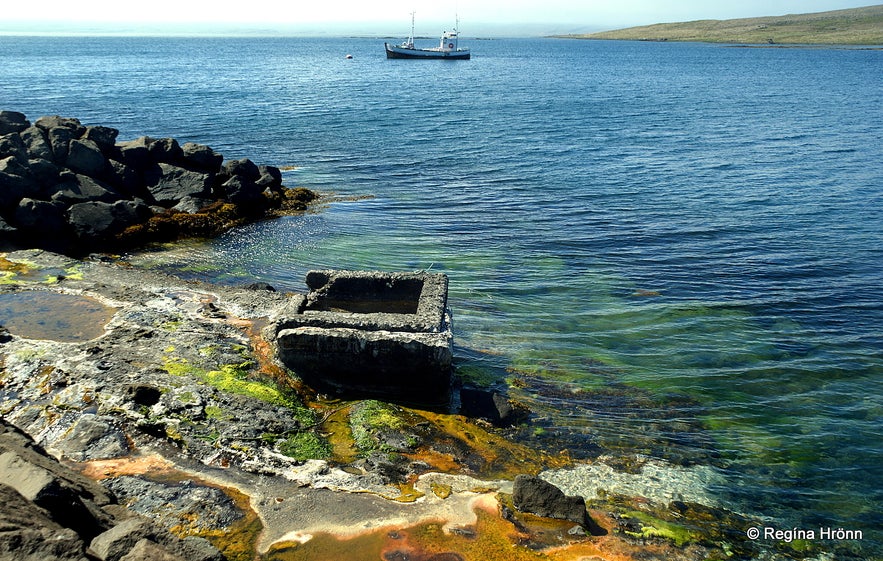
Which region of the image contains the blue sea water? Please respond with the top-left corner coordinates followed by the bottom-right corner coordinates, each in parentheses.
top-left (2, 35), bottom-right (882, 556)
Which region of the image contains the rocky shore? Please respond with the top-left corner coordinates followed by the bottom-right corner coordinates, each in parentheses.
top-left (0, 111), bottom-right (316, 255)
top-left (0, 115), bottom-right (793, 560)
top-left (0, 248), bottom-right (779, 561)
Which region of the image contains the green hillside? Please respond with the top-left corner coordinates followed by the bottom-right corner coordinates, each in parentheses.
top-left (562, 4), bottom-right (883, 45)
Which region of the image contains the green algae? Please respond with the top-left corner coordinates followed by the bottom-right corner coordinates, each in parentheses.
top-left (204, 363), bottom-right (296, 408)
top-left (198, 344), bottom-right (221, 357)
top-left (349, 400), bottom-right (407, 454)
top-left (163, 357), bottom-right (202, 378)
top-left (0, 256), bottom-right (35, 284)
top-left (1, 256), bottom-right (85, 285)
top-left (204, 405), bottom-right (227, 420)
top-left (159, 319), bottom-right (183, 331)
top-left (162, 357), bottom-right (307, 416)
top-left (620, 510), bottom-right (697, 547)
top-left (277, 432), bottom-right (331, 461)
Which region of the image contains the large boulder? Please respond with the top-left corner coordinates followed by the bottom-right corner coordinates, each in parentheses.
top-left (0, 132), bottom-right (29, 164)
top-left (180, 142), bottom-right (222, 172)
top-left (256, 164), bottom-right (283, 191)
top-left (67, 200), bottom-right (151, 242)
top-left (0, 420), bottom-right (117, 510)
top-left (66, 138), bottom-right (107, 176)
top-left (222, 158), bottom-right (261, 182)
top-left (27, 157), bottom-right (62, 187)
top-left (144, 163), bottom-right (212, 207)
top-left (459, 386), bottom-right (528, 427)
top-left (0, 484), bottom-right (89, 561)
top-left (89, 518), bottom-right (162, 561)
top-left (0, 216), bottom-right (17, 244)
top-left (0, 451), bottom-right (110, 541)
top-left (89, 517), bottom-right (223, 561)
top-left (114, 137), bottom-right (151, 170)
top-left (20, 126), bottom-right (55, 161)
top-left (220, 175), bottom-right (263, 207)
top-left (14, 198), bottom-right (68, 235)
top-left (0, 158), bottom-right (38, 209)
top-left (103, 159), bottom-right (141, 196)
top-left (0, 419), bottom-right (224, 561)
top-left (146, 137), bottom-right (184, 163)
top-left (35, 116), bottom-right (86, 163)
top-left (34, 115), bottom-right (85, 135)
top-left (50, 173), bottom-right (119, 205)
top-left (82, 125), bottom-right (119, 152)
top-left (47, 126), bottom-right (80, 164)
top-left (0, 154), bottom-right (31, 178)
top-left (119, 539), bottom-right (188, 561)
top-left (0, 110), bottom-right (30, 135)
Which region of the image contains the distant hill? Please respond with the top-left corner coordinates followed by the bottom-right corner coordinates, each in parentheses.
top-left (561, 5), bottom-right (883, 45)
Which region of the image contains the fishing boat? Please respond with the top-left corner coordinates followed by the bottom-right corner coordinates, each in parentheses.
top-left (385, 13), bottom-right (470, 60)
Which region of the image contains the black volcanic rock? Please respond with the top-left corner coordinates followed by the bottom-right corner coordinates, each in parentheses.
top-left (513, 474), bottom-right (605, 535)
top-left (0, 111), bottom-right (317, 255)
top-left (145, 163), bottom-right (212, 206)
top-left (0, 110), bottom-right (30, 135)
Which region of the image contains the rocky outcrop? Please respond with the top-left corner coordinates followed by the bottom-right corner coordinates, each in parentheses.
top-left (0, 418), bottom-right (225, 561)
top-left (0, 110), bottom-right (316, 255)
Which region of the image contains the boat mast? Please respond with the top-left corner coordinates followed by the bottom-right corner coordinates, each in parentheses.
top-left (407, 11), bottom-right (415, 48)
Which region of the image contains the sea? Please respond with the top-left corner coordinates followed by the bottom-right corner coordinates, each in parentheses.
top-left (2, 35), bottom-right (881, 557)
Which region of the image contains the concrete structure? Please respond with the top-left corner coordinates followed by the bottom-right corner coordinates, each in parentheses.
top-left (272, 270), bottom-right (453, 408)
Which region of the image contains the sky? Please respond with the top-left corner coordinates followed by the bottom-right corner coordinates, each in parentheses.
top-left (1, 0), bottom-right (879, 35)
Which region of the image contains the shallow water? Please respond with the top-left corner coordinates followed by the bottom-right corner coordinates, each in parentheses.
top-left (0, 291), bottom-right (116, 342)
top-left (3, 35), bottom-right (881, 554)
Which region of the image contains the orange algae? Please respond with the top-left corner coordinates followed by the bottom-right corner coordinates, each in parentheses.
top-left (0, 255), bottom-right (31, 277)
top-left (81, 453), bottom-right (177, 480)
top-left (320, 405), bottom-right (360, 464)
top-left (264, 497), bottom-right (602, 561)
top-left (264, 497), bottom-right (693, 561)
top-left (409, 410), bottom-right (572, 479)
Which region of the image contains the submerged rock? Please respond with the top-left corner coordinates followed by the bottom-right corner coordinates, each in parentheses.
top-left (512, 474), bottom-right (605, 535)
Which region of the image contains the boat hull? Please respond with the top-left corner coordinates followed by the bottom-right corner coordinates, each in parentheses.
top-left (385, 43), bottom-right (471, 60)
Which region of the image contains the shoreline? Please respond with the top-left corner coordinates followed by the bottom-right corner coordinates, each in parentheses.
top-left (0, 248), bottom-right (768, 561)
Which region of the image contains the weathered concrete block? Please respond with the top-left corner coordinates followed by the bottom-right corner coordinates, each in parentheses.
top-left (274, 270), bottom-right (453, 407)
